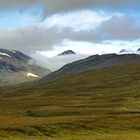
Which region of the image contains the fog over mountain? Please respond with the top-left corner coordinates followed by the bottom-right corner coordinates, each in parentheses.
top-left (0, 0), bottom-right (139, 70)
top-left (32, 52), bottom-right (89, 71)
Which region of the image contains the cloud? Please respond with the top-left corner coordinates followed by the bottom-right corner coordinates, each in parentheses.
top-left (0, 0), bottom-right (138, 13)
top-left (0, 12), bottom-right (140, 54)
top-left (58, 15), bottom-right (140, 42)
top-left (43, 10), bottom-right (111, 31)
top-left (0, 8), bottom-right (139, 70)
top-left (0, 1), bottom-right (139, 71)
top-left (0, 10), bottom-right (110, 53)
top-left (0, 26), bottom-right (64, 53)
top-left (30, 39), bottom-right (140, 71)
top-left (97, 15), bottom-right (140, 40)
top-left (31, 52), bottom-right (89, 71)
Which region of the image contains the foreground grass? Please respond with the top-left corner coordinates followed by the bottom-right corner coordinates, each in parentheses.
top-left (0, 63), bottom-right (140, 138)
top-left (2, 132), bottom-right (140, 140)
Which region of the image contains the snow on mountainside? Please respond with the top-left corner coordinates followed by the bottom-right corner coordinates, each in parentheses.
top-left (0, 48), bottom-right (51, 86)
top-left (0, 52), bottom-right (11, 57)
top-left (27, 72), bottom-right (39, 78)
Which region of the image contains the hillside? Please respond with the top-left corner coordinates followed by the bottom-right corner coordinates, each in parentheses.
top-left (0, 62), bottom-right (140, 139)
top-left (0, 48), bottom-right (51, 86)
top-left (45, 53), bottom-right (140, 80)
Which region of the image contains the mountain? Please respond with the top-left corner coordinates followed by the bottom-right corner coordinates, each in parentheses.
top-left (137, 48), bottom-right (140, 52)
top-left (0, 48), bottom-right (51, 86)
top-left (44, 53), bottom-right (140, 80)
top-left (58, 50), bottom-right (76, 56)
top-left (119, 49), bottom-right (128, 53)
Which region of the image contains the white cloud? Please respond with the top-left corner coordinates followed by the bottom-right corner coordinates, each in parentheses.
top-left (43, 10), bottom-right (113, 31)
top-left (0, 11), bottom-right (139, 55)
top-left (31, 52), bottom-right (89, 71)
top-left (0, 1), bottom-right (139, 71)
top-left (0, 8), bottom-right (140, 71)
top-left (30, 39), bottom-right (140, 71)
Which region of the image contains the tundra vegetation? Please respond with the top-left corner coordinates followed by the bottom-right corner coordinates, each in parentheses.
top-left (0, 63), bottom-right (140, 139)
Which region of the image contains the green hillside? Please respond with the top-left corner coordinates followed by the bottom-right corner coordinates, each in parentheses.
top-left (0, 63), bottom-right (140, 139)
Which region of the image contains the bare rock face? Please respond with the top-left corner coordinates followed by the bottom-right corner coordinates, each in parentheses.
top-left (0, 48), bottom-right (51, 86)
top-left (0, 49), bottom-right (31, 72)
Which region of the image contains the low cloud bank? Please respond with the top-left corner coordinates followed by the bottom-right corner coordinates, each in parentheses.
top-left (31, 53), bottom-right (89, 71)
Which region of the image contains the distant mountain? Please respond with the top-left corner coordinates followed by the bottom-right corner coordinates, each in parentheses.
top-left (44, 53), bottom-right (140, 80)
top-left (137, 48), bottom-right (140, 52)
top-left (0, 48), bottom-right (51, 86)
top-left (58, 50), bottom-right (76, 56)
top-left (119, 49), bottom-right (128, 53)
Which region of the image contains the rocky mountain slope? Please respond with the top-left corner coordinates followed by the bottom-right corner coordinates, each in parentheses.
top-left (0, 48), bottom-right (51, 86)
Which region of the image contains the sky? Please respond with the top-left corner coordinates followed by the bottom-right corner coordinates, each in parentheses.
top-left (0, 0), bottom-right (140, 70)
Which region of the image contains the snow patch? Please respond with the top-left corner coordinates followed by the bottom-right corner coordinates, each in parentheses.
top-left (27, 72), bottom-right (39, 78)
top-left (0, 52), bottom-right (11, 57)
top-left (12, 50), bottom-right (16, 53)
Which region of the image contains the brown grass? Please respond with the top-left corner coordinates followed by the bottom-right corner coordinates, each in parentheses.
top-left (0, 63), bottom-right (140, 138)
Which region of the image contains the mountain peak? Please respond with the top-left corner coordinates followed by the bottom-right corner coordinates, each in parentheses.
top-left (58, 50), bottom-right (76, 56)
top-left (137, 48), bottom-right (140, 52)
top-left (119, 49), bottom-right (127, 53)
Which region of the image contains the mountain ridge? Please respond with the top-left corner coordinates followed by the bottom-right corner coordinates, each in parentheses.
top-left (44, 53), bottom-right (140, 81)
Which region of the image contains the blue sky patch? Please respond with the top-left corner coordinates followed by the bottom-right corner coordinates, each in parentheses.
top-left (0, 6), bottom-right (44, 28)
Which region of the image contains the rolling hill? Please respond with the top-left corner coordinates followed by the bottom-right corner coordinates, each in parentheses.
top-left (45, 53), bottom-right (140, 80)
top-left (0, 61), bottom-right (140, 139)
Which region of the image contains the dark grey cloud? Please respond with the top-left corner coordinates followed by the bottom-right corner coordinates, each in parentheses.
top-left (61, 15), bottom-right (140, 42)
top-left (0, 27), bottom-right (63, 53)
top-left (0, 0), bottom-right (139, 13)
top-left (97, 16), bottom-right (140, 40)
